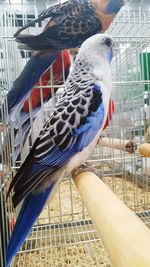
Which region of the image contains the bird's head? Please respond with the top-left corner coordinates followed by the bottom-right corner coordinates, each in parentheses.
top-left (93, 0), bottom-right (125, 32)
top-left (79, 33), bottom-right (114, 64)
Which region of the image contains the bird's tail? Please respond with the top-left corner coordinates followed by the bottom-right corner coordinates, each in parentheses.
top-left (14, 13), bottom-right (52, 38)
top-left (6, 182), bottom-right (55, 266)
top-left (15, 25), bottom-right (58, 52)
top-left (16, 34), bottom-right (50, 51)
top-left (13, 107), bottom-right (40, 161)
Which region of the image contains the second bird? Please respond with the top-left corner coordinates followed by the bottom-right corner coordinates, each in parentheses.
top-left (6, 0), bottom-right (124, 120)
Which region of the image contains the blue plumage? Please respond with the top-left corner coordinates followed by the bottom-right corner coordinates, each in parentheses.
top-left (6, 82), bottom-right (104, 265)
top-left (105, 0), bottom-right (124, 14)
top-left (14, 0), bottom-right (124, 52)
top-left (107, 50), bottom-right (113, 63)
top-left (6, 34), bottom-right (114, 266)
top-left (7, 53), bottom-right (57, 116)
top-left (0, 0), bottom-right (124, 136)
top-left (6, 184), bottom-right (54, 266)
top-left (74, 104), bottom-right (105, 151)
top-left (15, 0), bottom-right (101, 51)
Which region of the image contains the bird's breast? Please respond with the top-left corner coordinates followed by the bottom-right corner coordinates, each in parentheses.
top-left (66, 130), bottom-right (101, 175)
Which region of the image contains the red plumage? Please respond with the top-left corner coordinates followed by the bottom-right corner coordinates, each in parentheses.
top-left (23, 50), bottom-right (71, 112)
top-left (103, 99), bottom-right (115, 130)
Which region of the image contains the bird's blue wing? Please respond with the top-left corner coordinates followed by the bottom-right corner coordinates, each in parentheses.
top-left (6, 184), bottom-right (54, 266)
top-left (6, 83), bottom-right (105, 265)
top-left (8, 83), bottom-right (105, 206)
top-left (6, 102), bottom-right (104, 266)
top-left (37, 103), bottom-right (104, 167)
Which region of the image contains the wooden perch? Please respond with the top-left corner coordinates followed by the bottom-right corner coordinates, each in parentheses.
top-left (73, 169), bottom-right (150, 267)
top-left (98, 138), bottom-right (137, 153)
top-left (139, 143), bottom-right (150, 157)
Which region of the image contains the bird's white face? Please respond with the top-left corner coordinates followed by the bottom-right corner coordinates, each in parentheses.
top-left (80, 33), bottom-right (113, 62)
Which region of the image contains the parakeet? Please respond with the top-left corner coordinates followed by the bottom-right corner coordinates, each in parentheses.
top-left (2, 0), bottom-right (123, 122)
top-left (6, 33), bottom-right (113, 266)
top-left (13, 50), bottom-right (71, 160)
top-left (15, 0), bottom-right (124, 52)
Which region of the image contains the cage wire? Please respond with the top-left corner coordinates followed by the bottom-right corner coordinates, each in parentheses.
top-left (0, 0), bottom-right (150, 266)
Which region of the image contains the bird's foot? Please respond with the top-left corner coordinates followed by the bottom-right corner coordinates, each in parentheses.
top-left (72, 162), bottom-right (102, 179)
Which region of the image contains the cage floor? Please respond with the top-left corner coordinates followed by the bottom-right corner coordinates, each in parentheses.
top-left (13, 220), bottom-right (111, 267)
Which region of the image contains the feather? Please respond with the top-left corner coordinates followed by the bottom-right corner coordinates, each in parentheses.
top-left (12, 50), bottom-right (71, 160)
top-left (6, 34), bottom-right (113, 266)
top-left (6, 183), bottom-right (54, 266)
top-left (5, 54), bottom-right (56, 123)
top-left (14, 0), bottom-right (124, 52)
top-left (14, 0), bottom-right (101, 51)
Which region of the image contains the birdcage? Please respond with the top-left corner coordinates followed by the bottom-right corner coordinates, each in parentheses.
top-left (0, 0), bottom-right (150, 267)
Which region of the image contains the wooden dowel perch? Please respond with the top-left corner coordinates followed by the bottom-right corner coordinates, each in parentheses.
top-left (139, 143), bottom-right (150, 157)
top-left (98, 138), bottom-right (137, 153)
top-left (73, 170), bottom-right (150, 267)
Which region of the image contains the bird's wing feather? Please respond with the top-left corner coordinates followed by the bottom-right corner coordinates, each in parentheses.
top-left (7, 54), bottom-right (57, 117)
top-left (14, 1), bottom-right (71, 37)
top-left (6, 183), bottom-right (55, 266)
top-left (15, 0), bottom-right (101, 51)
top-left (8, 82), bottom-right (105, 206)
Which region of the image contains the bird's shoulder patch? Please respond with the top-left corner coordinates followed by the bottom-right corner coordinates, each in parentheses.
top-left (73, 83), bottom-right (103, 135)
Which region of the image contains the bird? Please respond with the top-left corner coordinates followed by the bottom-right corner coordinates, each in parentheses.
top-left (3, 0), bottom-right (123, 122)
top-left (13, 49), bottom-right (71, 161)
top-left (6, 33), bottom-right (113, 266)
top-left (15, 0), bottom-right (124, 52)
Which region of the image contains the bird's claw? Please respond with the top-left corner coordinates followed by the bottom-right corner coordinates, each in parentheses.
top-left (72, 162), bottom-right (102, 179)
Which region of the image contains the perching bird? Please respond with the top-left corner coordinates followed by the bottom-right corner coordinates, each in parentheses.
top-left (13, 50), bottom-right (71, 160)
top-left (15, 0), bottom-right (124, 52)
top-left (6, 33), bottom-right (113, 265)
top-left (4, 0), bottom-right (123, 121)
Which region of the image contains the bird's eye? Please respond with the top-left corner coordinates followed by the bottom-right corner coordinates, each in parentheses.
top-left (104, 38), bottom-right (112, 47)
